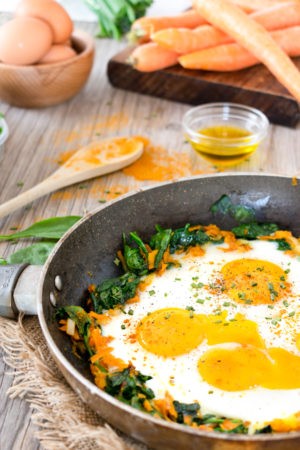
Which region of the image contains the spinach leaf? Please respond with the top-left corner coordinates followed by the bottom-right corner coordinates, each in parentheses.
top-left (149, 225), bottom-right (172, 268)
top-left (6, 241), bottom-right (56, 264)
top-left (255, 425), bottom-right (272, 434)
top-left (232, 222), bottom-right (279, 239)
top-left (91, 272), bottom-right (141, 313)
top-left (210, 194), bottom-right (255, 223)
top-left (123, 233), bottom-right (148, 275)
top-left (56, 305), bottom-right (95, 356)
top-left (129, 231), bottom-right (148, 256)
top-left (105, 367), bottom-right (154, 409)
top-left (0, 216), bottom-right (81, 241)
top-left (173, 400), bottom-right (201, 424)
top-left (169, 224), bottom-right (210, 253)
top-left (275, 239), bottom-right (292, 251)
top-left (199, 414), bottom-right (248, 434)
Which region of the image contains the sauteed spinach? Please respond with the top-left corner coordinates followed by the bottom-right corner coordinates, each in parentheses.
top-left (57, 216), bottom-right (294, 435)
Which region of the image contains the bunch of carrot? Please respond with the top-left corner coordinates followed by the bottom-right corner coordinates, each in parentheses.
top-left (127, 0), bottom-right (300, 102)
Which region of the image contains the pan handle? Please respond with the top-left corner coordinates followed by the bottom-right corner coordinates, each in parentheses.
top-left (0, 265), bottom-right (42, 318)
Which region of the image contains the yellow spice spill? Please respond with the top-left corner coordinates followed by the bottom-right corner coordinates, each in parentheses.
top-left (50, 135), bottom-right (215, 204)
top-left (52, 113), bottom-right (129, 147)
top-left (122, 142), bottom-right (213, 181)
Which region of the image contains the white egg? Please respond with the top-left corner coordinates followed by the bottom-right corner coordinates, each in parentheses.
top-left (102, 239), bottom-right (300, 431)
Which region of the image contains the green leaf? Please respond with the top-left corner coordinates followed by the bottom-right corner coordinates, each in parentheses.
top-left (91, 272), bottom-right (141, 313)
top-left (149, 225), bottom-right (172, 268)
top-left (232, 222), bottom-right (279, 240)
top-left (0, 216), bottom-right (81, 241)
top-left (84, 0), bottom-right (153, 39)
top-left (6, 241), bottom-right (56, 265)
top-left (275, 239), bottom-right (292, 251)
top-left (0, 257), bottom-right (7, 265)
top-left (57, 305), bottom-right (95, 356)
top-left (210, 195), bottom-right (255, 224)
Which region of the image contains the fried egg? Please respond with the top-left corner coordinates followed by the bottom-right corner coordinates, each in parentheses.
top-left (101, 239), bottom-right (300, 431)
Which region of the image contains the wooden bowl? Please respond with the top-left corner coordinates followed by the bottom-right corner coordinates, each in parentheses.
top-left (0, 30), bottom-right (94, 108)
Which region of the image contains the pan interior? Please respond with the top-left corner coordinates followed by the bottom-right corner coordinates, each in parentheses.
top-left (40, 174), bottom-right (300, 445)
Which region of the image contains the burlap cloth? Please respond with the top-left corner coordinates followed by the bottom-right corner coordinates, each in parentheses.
top-left (0, 315), bottom-right (148, 450)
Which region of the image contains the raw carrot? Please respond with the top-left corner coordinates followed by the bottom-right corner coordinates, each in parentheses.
top-left (128, 43), bottom-right (179, 72)
top-left (179, 26), bottom-right (300, 71)
top-left (152, 26), bottom-right (230, 55)
top-left (193, 0), bottom-right (300, 102)
top-left (128, 10), bottom-right (207, 44)
top-left (229, 0), bottom-right (296, 12)
top-left (153, 2), bottom-right (300, 54)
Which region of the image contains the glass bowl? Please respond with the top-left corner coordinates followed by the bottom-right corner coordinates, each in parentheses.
top-left (182, 103), bottom-right (269, 167)
top-left (0, 115), bottom-right (9, 155)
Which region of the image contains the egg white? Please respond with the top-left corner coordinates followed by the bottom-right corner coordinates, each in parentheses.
top-left (102, 239), bottom-right (300, 429)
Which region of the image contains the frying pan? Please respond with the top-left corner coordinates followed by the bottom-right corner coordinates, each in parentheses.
top-left (2, 173), bottom-right (300, 450)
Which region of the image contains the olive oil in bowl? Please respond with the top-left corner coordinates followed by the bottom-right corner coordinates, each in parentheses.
top-left (190, 124), bottom-right (259, 167)
top-left (183, 103), bottom-right (269, 168)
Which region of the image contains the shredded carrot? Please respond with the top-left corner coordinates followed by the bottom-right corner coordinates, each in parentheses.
top-left (89, 329), bottom-right (127, 370)
top-left (153, 392), bottom-right (177, 421)
top-left (117, 249), bottom-right (127, 270)
top-left (221, 230), bottom-right (252, 252)
top-left (197, 424), bottom-right (214, 432)
top-left (271, 412), bottom-right (300, 432)
top-left (88, 310), bottom-right (111, 324)
top-left (90, 365), bottom-right (107, 389)
top-left (220, 419), bottom-right (240, 431)
top-left (138, 273), bottom-right (155, 291)
top-left (126, 295), bottom-right (140, 304)
top-left (148, 249), bottom-right (159, 269)
top-left (185, 245), bottom-right (205, 257)
top-left (143, 399), bottom-right (153, 412)
top-left (88, 284), bottom-right (96, 293)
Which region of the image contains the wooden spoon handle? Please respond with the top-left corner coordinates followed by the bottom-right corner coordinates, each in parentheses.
top-left (0, 144), bottom-right (143, 219)
top-left (0, 176), bottom-right (67, 219)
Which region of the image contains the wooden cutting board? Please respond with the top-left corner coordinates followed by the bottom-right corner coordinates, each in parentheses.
top-left (107, 46), bottom-right (300, 127)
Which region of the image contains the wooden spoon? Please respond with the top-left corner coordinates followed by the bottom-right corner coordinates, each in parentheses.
top-left (0, 136), bottom-right (144, 218)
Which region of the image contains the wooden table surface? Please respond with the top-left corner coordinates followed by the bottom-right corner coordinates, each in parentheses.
top-left (1, 19), bottom-right (300, 450)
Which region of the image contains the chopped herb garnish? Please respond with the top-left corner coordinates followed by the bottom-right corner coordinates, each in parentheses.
top-left (191, 281), bottom-right (204, 289)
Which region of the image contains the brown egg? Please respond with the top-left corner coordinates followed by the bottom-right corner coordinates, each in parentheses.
top-left (0, 17), bottom-right (52, 65)
top-left (16, 0), bottom-right (73, 44)
top-left (39, 44), bottom-right (77, 64)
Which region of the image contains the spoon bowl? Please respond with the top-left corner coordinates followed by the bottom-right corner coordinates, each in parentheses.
top-left (0, 136), bottom-right (144, 218)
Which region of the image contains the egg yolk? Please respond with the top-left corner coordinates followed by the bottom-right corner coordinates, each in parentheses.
top-left (198, 346), bottom-right (300, 391)
top-left (203, 312), bottom-right (265, 348)
top-left (137, 308), bottom-right (205, 357)
top-left (221, 258), bottom-right (290, 305)
top-left (198, 346), bottom-right (272, 391)
top-left (296, 334), bottom-right (300, 351)
top-left (137, 309), bottom-right (264, 357)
